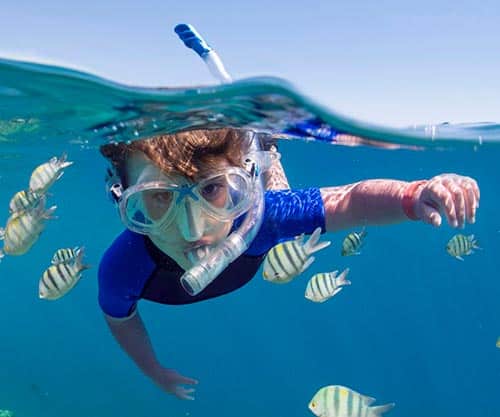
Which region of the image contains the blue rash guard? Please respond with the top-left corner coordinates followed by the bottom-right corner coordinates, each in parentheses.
top-left (98, 188), bottom-right (326, 318)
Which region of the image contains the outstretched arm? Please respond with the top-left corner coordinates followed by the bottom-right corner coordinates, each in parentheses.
top-left (321, 174), bottom-right (480, 232)
top-left (105, 309), bottom-right (198, 400)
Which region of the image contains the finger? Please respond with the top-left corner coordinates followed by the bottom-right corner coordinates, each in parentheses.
top-left (463, 182), bottom-right (477, 223)
top-left (470, 178), bottom-right (480, 207)
top-left (449, 183), bottom-right (466, 228)
top-left (427, 184), bottom-right (456, 227)
top-left (176, 387), bottom-right (196, 401)
top-left (177, 376), bottom-right (199, 385)
top-left (420, 203), bottom-right (442, 227)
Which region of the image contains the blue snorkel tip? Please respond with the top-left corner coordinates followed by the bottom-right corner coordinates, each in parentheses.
top-left (174, 23), bottom-right (232, 84)
top-left (174, 23), bottom-right (212, 57)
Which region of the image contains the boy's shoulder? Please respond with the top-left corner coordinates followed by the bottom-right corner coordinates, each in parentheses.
top-left (98, 230), bottom-right (155, 290)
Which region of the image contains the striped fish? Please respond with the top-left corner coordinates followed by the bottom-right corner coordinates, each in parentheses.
top-left (309, 385), bottom-right (395, 417)
top-left (51, 246), bottom-right (81, 265)
top-left (29, 153), bottom-right (73, 193)
top-left (263, 227), bottom-right (331, 284)
top-left (0, 205), bottom-right (57, 257)
top-left (9, 189), bottom-right (45, 214)
top-left (39, 248), bottom-right (90, 300)
top-left (304, 268), bottom-right (351, 303)
top-left (446, 234), bottom-right (480, 261)
top-left (341, 228), bottom-right (367, 256)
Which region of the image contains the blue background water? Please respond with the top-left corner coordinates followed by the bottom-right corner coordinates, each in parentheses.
top-left (0, 61), bottom-right (499, 417)
top-left (0, 139), bottom-right (498, 417)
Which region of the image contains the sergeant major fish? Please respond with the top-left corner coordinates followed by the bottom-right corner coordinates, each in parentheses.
top-left (39, 248), bottom-right (90, 300)
top-left (9, 189), bottom-right (45, 214)
top-left (263, 227), bottom-right (331, 284)
top-left (341, 228), bottom-right (367, 256)
top-left (446, 234), bottom-right (480, 261)
top-left (309, 385), bottom-right (395, 417)
top-left (305, 268), bottom-right (351, 303)
top-left (51, 246), bottom-right (82, 265)
top-left (0, 205), bottom-right (57, 257)
top-left (29, 153), bottom-right (73, 194)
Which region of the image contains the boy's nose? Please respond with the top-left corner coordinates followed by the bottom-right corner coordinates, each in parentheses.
top-left (177, 198), bottom-right (204, 241)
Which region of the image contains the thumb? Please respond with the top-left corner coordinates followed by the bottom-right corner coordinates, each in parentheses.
top-left (420, 203), bottom-right (442, 227)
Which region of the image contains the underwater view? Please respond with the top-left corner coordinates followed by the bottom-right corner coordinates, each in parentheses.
top-left (0, 43), bottom-right (499, 417)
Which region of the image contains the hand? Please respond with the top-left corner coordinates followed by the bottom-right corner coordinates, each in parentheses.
top-left (413, 174), bottom-right (480, 228)
top-left (150, 367), bottom-right (198, 400)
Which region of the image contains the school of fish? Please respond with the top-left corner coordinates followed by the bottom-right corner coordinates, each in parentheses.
top-left (0, 154), bottom-right (89, 300)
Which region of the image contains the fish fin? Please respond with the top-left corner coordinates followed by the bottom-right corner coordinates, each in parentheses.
top-left (0, 228), bottom-right (4, 240)
top-left (455, 255), bottom-right (464, 261)
top-left (360, 227), bottom-right (368, 238)
top-left (300, 256), bottom-right (315, 273)
top-left (362, 395), bottom-right (376, 406)
top-left (370, 402), bottom-right (395, 416)
top-left (304, 227), bottom-right (331, 255)
top-left (0, 249), bottom-right (4, 261)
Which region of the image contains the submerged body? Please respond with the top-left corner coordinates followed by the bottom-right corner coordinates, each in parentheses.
top-left (97, 128), bottom-right (480, 400)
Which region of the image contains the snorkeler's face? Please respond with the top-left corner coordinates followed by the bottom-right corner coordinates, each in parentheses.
top-left (125, 153), bottom-right (234, 270)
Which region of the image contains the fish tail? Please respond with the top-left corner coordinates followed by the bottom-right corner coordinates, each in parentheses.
top-left (58, 152), bottom-right (73, 169)
top-left (370, 402), bottom-right (395, 417)
top-left (303, 227), bottom-right (331, 255)
top-left (42, 205), bottom-right (58, 220)
top-left (336, 268), bottom-right (351, 286)
top-left (75, 247), bottom-right (91, 271)
top-left (468, 235), bottom-right (482, 250)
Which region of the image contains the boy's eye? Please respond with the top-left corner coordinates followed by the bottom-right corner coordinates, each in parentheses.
top-left (201, 182), bottom-right (225, 200)
top-left (148, 191), bottom-right (172, 204)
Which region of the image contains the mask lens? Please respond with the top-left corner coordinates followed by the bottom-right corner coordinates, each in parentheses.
top-left (198, 172), bottom-right (251, 216)
top-left (123, 187), bottom-right (175, 231)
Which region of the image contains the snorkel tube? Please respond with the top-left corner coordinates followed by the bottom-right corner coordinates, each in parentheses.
top-left (180, 133), bottom-right (274, 296)
top-left (174, 24), bottom-right (232, 84)
top-left (174, 24), bottom-right (275, 296)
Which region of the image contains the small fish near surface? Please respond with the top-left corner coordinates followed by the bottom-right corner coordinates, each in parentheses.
top-left (341, 228), bottom-right (367, 256)
top-left (305, 268), bottom-right (351, 303)
top-left (309, 385), bottom-right (395, 417)
top-left (39, 248), bottom-right (90, 300)
top-left (51, 246), bottom-right (82, 265)
top-left (446, 234), bottom-right (480, 261)
top-left (0, 205), bottom-right (57, 258)
top-left (263, 227), bottom-right (331, 284)
top-left (9, 189), bottom-right (46, 214)
top-left (29, 153), bottom-right (73, 194)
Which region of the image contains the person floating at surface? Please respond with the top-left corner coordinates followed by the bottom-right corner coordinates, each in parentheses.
top-left (98, 128), bottom-right (480, 400)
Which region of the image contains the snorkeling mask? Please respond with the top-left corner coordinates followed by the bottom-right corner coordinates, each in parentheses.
top-left (106, 131), bottom-right (279, 296)
top-left (109, 165), bottom-right (256, 236)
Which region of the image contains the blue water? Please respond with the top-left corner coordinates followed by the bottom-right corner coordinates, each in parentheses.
top-left (0, 59), bottom-right (499, 417)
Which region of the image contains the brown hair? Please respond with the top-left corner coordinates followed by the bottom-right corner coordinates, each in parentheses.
top-left (100, 128), bottom-right (252, 187)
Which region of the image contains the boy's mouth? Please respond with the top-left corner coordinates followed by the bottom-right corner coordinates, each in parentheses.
top-left (185, 244), bottom-right (213, 265)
